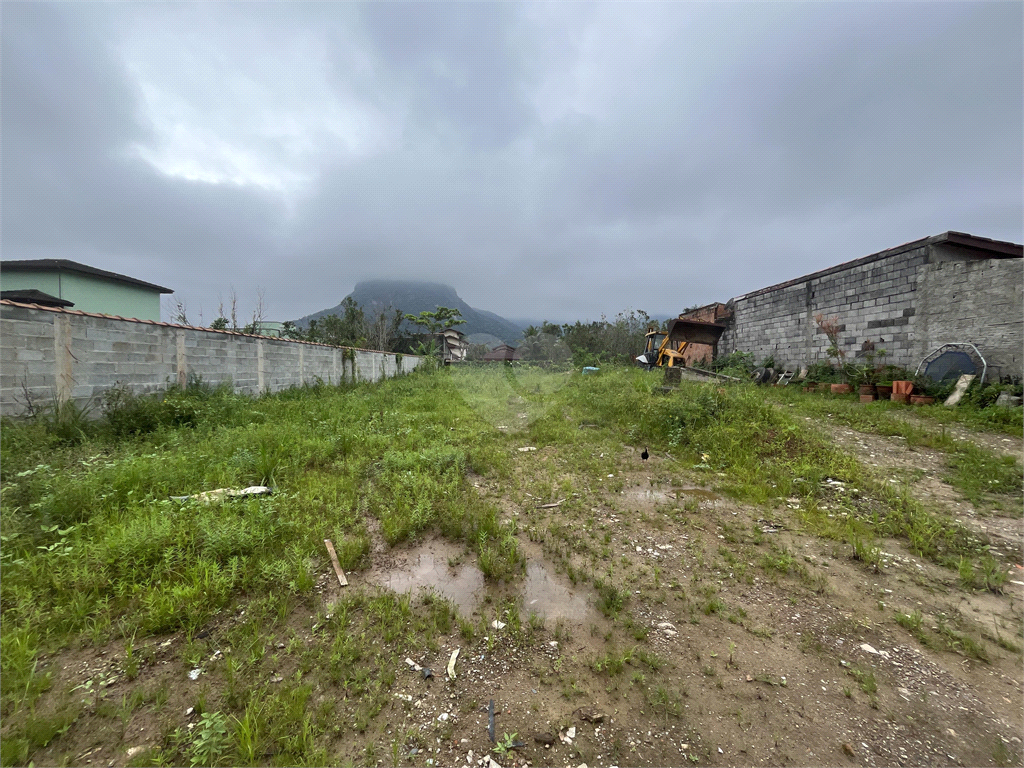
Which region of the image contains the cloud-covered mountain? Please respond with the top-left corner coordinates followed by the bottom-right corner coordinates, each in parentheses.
top-left (295, 280), bottom-right (526, 344)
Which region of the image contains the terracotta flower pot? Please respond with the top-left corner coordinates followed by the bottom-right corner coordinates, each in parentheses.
top-left (802, 386), bottom-right (816, 393)
top-left (859, 384), bottom-right (876, 396)
top-left (891, 393), bottom-right (909, 404)
top-left (911, 395), bottom-right (935, 405)
top-left (831, 383), bottom-right (853, 395)
top-left (892, 380), bottom-right (914, 396)
top-left (876, 385), bottom-right (892, 399)
top-left (859, 394), bottom-right (876, 403)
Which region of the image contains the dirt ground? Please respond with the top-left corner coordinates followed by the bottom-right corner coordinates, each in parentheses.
top-left (26, 421), bottom-right (1024, 768)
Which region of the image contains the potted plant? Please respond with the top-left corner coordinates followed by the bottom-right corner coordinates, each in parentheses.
top-left (853, 345), bottom-right (887, 401)
top-left (815, 314), bottom-right (855, 394)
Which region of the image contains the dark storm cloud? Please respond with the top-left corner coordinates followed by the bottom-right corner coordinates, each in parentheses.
top-left (2, 2), bottom-right (1020, 324)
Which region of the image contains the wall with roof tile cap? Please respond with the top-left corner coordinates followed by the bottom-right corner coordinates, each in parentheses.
top-left (0, 301), bottom-right (420, 416)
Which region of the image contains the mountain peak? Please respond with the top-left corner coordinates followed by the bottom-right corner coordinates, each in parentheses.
top-left (295, 280), bottom-right (524, 343)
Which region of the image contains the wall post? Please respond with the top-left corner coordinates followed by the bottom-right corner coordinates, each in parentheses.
top-left (53, 314), bottom-right (73, 404)
top-left (257, 339), bottom-right (266, 392)
top-left (176, 329), bottom-right (188, 388)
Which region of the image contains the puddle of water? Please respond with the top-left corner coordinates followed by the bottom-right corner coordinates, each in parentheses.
top-left (370, 541), bottom-right (483, 616)
top-left (621, 487), bottom-right (672, 502)
top-left (522, 562), bottom-right (594, 623)
top-left (678, 488), bottom-right (722, 501)
top-left (621, 486), bottom-right (722, 503)
top-left (370, 540), bottom-right (600, 625)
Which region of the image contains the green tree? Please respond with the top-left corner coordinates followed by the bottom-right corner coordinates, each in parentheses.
top-left (306, 297), bottom-right (367, 348)
top-left (403, 306), bottom-right (466, 335)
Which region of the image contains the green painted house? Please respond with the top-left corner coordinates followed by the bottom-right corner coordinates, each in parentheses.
top-left (0, 259), bottom-right (172, 321)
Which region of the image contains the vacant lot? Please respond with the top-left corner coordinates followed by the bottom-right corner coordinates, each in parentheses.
top-left (2, 366), bottom-right (1021, 767)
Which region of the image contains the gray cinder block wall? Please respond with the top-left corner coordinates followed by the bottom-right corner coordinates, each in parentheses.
top-left (0, 301), bottom-right (421, 417)
top-left (717, 232), bottom-right (1023, 380)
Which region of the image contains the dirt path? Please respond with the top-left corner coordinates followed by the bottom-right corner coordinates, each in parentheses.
top-left (821, 422), bottom-right (1023, 563)
top-left (890, 412), bottom-right (1024, 462)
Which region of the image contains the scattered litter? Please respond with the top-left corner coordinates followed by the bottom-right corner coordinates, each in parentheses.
top-left (447, 648), bottom-right (460, 680)
top-left (323, 539), bottom-right (349, 587)
top-left (574, 708), bottom-right (605, 723)
top-left (582, 366), bottom-right (600, 374)
top-left (270, 674), bottom-right (283, 683)
top-left (488, 699), bottom-right (496, 743)
top-left (491, 620), bottom-right (506, 630)
top-left (718, 747), bottom-right (724, 754)
top-left (188, 668), bottom-right (202, 680)
top-left (859, 643), bottom-right (891, 659)
top-left (171, 486), bottom-right (272, 504)
top-left (517, 447), bottom-right (537, 452)
top-left (422, 668), bottom-right (433, 679)
top-left (438, 712), bottom-right (449, 722)
top-left (125, 746), bottom-right (146, 760)
top-left (395, 693), bottom-right (413, 702)
top-left (405, 657), bottom-right (422, 672)
top-left (536, 498), bottom-right (566, 509)
top-left (185, 707), bottom-right (194, 716)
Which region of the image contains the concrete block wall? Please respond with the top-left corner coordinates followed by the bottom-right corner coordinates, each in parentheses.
top-left (917, 258), bottom-right (1023, 379)
top-left (0, 302), bottom-right (421, 417)
top-left (718, 240), bottom-right (1022, 379)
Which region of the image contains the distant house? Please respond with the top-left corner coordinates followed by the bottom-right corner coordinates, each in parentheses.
top-left (481, 343), bottom-right (521, 362)
top-left (438, 327), bottom-right (470, 363)
top-left (0, 259), bottom-right (172, 321)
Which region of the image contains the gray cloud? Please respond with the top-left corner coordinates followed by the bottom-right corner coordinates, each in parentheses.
top-left (2, 1), bottom-right (1021, 325)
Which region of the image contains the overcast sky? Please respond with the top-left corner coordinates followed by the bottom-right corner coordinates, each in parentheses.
top-left (2, 1), bottom-right (1021, 325)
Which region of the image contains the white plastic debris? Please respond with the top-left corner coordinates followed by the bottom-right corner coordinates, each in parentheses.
top-left (518, 447), bottom-right (537, 452)
top-left (859, 643), bottom-right (891, 659)
top-left (405, 657), bottom-right (422, 671)
top-left (172, 486), bottom-right (272, 504)
top-left (447, 648), bottom-right (460, 680)
top-left (491, 620), bottom-right (506, 630)
top-left (188, 668), bottom-right (202, 680)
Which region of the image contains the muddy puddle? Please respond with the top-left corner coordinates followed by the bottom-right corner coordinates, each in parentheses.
top-left (368, 539), bottom-right (598, 625)
top-left (620, 486), bottom-right (721, 503)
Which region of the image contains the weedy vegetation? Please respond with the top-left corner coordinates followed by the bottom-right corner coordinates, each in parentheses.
top-left (1, 363), bottom-right (1019, 765)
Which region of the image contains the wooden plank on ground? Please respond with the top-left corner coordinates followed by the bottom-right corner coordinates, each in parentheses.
top-left (323, 539), bottom-right (348, 587)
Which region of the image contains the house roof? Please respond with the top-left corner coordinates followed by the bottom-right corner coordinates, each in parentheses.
top-left (0, 259), bottom-right (173, 293)
top-left (482, 345), bottom-right (521, 361)
top-left (0, 289), bottom-right (74, 308)
top-left (732, 231), bottom-right (1022, 303)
